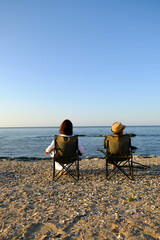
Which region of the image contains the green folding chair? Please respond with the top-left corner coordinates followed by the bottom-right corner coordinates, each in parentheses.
top-left (98, 134), bottom-right (135, 180)
top-left (52, 135), bottom-right (80, 181)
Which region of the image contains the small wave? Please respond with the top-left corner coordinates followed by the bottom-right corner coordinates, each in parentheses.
top-left (24, 136), bottom-right (53, 139)
top-left (0, 156), bottom-right (51, 161)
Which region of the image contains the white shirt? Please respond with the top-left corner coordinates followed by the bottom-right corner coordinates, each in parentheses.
top-left (45, 134), bottom-right (85, 155)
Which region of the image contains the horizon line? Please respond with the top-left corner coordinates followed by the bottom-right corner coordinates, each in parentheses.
top-left (0, 125), bottom-right (160, 128)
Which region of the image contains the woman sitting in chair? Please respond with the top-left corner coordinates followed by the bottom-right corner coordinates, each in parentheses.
top-left (45, 119), bottom-right (85, 170)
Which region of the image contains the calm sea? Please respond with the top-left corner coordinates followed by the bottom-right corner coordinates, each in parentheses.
top-left (0, 126), bottom-right (160, 159)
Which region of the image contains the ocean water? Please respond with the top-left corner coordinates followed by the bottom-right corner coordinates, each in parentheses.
top-left (0, 126), bottom-right (160, 159)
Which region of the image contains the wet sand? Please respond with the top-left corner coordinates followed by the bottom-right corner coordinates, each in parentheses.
top-left (0, 156), bottom-right (160, 240)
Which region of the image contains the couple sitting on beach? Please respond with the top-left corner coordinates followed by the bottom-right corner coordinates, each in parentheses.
top-left (45, 119), bottom-right (129, 170)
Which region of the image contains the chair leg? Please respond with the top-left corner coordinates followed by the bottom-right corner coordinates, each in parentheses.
top-left (133, 161), bottom-right (150, 169)
top-left (53, 159), bottom-right (80, 182)
top-left (115, 161), bottom-right (132, 180)
top-left (76, 160), bottom-right (79, 181)
top-left (106, 159), bottom-right (109, 179)
top-left (53, 158), bottom-right (55, 181)
top-left (130, 157), bottom-right (134, 180)
top-left (107, 160), bottom-right (134, 180)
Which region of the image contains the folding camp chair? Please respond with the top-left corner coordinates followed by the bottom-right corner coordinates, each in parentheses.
top-left (52, 135), bottom-right (79, 181)
top-left (98, 134), bottom-right (135, 180)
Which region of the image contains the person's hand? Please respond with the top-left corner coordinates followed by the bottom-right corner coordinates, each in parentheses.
top-left (45, 151), bottom-right (49, 156)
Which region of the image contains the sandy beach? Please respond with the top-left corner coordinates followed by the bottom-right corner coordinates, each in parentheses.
top-left (0, 156), bottom-right (160, 240)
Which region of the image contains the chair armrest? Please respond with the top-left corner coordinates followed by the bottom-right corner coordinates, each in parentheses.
top-left (128, 133), bottom-right (136, 137)
top-left (50, 148), bottom-right (55, 152)
top-left (131, 146), bottom-right (137, 153)
top-left (97, 149), bottom-right (107, 155)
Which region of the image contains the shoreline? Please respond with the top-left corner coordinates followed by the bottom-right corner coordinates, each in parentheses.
top-left (0, 154), bottom-right (158, 161)
top-left (0, 156), bottom-right (160, 239)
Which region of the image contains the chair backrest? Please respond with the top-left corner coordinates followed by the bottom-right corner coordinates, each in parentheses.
top-left (104, 134), bottom-right (131, 156)
top-left (54, 135), bottom-right (79, 164)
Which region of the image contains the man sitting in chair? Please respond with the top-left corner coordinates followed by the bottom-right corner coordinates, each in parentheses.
top-left (111, 121), bottom-right (125, 137)
top-left (103, 122), bottom-right (137, 180)
top-left (104, 121), bottom-right (137, 154)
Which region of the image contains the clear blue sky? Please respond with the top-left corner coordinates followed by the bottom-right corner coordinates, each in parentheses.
top-left (0, 0), bottom-right (160, 127)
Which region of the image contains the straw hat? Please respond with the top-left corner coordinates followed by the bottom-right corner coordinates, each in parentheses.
top-left (111, 122), bottom-right (126, 133)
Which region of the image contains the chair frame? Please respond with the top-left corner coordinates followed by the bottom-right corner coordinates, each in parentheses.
top-left (53, 157), bottom-right (79, 181)
top-left (105, 153), bottom-right (134, 180)
top-left (52, 135), bottom-right (80, 182)
top-left (98, 134), bottom-right (135, 180)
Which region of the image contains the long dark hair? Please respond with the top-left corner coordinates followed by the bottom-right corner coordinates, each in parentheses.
top-left (59, 119), bottom-right (73, 135)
